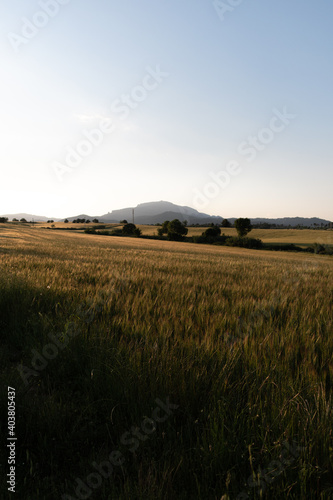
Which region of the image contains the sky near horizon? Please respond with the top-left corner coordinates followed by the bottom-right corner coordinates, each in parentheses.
top-left (0, 1), bottom-right (332, 220)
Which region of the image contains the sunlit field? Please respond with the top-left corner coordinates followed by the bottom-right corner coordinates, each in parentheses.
top-left (138, 226), bottom-right (332, 245)
top-left (0, 225), bottom-right (332, 499)
top-left (22, 220), bottom-right (333, 246)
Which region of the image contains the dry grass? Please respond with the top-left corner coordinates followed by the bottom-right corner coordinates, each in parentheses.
top-left (0, 225), bottom-right (332, 499)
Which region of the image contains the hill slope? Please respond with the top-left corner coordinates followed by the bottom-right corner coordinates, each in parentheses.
top-left (2, 202), bottom-right (331, 226)
top-left (1, 213), bottom-right (61, 222)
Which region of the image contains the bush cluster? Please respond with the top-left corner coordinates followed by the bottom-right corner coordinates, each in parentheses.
top-left (192, 234), bottom-right (263, 249)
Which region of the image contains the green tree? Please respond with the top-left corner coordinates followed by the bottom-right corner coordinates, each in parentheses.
top-left (157, 220), bottom-right (170, 236)
top-left (234, 218), bottom-right (252, 238)
top-left (122, 223), bottom-right (137, 235)
top-left (203, 225), bottom-right (221, 238)
top-left (167, 219), bottom-right (188, 241)
top-left (222, 219), bottom-right (231, 228)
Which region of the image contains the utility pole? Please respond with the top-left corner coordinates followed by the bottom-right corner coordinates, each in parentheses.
top-left (132, 208), bottom-right (134, 224)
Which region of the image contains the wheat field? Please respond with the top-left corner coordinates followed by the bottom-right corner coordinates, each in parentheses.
top-left (0, 225), bottom-right (332, 499)
top-left (30, 220), bottom-right (332, 246)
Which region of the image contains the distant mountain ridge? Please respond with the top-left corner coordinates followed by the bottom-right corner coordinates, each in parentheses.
top-left (63, 201), bottom-right (333, 226)
top-left (0, 213), bottom-right (61, 222)
top-left (1, 202), bottom-right (331, 227)
top-left (229, 216), bottom-right (331, 227)
top-left (65, 201), bottom-right (223, 225)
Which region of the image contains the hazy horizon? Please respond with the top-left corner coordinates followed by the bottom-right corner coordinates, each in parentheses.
top-left (1, 199), bottom-right (332, 222)
top-left (1, 1), bottom-right (332, 220)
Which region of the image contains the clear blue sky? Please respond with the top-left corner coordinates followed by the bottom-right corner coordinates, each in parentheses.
top-left (0, 0), bottom-right (332, 219)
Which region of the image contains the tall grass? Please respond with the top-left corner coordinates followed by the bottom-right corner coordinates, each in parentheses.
top-left (0, 226), bottom-right (332, 499)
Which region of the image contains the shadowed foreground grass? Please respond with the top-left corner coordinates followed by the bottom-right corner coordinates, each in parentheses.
top-left (0, 227), bottom-right (332, 499)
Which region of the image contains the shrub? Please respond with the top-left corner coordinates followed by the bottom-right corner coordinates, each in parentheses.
top-left (314, 243), bottom-right (325, 254)
top-left (225, 237), bottom-right (263, 249)
top-left (192, 235), bottom-right (206, 244)
top-left (167, 231), bottom-right (185, 241)
top-left (313, 243), bottom-right (333, 255)
top-left (202, 225), bottom-right (221, 242)
top-left (264, 243), bottom-right (303, 252)
top-left (192, 234), bottom-right (228, 245)
top-left (122, 223), bottom-right (137, 235)
top-left (203, 226), bottom-right (221, 238)
top-left (324, 246), bottom-right (333, 255)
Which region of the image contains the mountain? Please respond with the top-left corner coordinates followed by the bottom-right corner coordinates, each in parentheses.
top-left (2, 204), bottom-right (331, 227)
top-left (65, 201), bottom-right (223, 225)
top-left (1, 213), bottom-right (61, 222)
top-left (64, 214), bottom-right (98, 221)
top-left (65, 202), bottom-right (331, 226)
top-left (227, 216), bottom-right (331, 227)
top-left (132, 211), bottom-right (222, 225)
